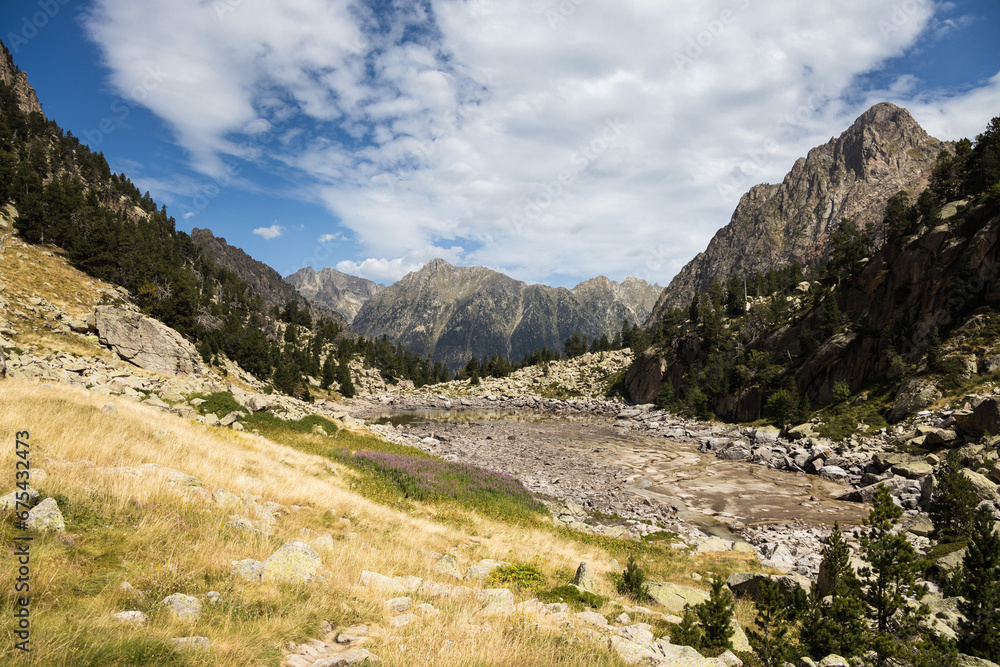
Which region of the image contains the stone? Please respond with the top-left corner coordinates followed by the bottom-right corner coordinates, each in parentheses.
top-left (0, 487), bottom-right (39, 511)
top-left (478, 588), bottom-right (515, 615)
top-left (389, 613), bottom-right (415, 627)
top-left (161, 593), bottom-right (202, 622)
top-left (94, 306), bottom-right (203, 376)
top-left (465, 559), bottom-right (509, 580)
top-left (608, 635), bottom-right (660, 665)
top-left (718, 650), bottom-right (743, 666)
top-left (818, 655), bottom-right (850, 667)
top-left (574, 611), bottom-right (608, 627)
top-left (25, 497), bottom-right (65, 532)
top-left (955, 655), bottom-right (1000, 667)
top-left (818, 465), bottom-right (849, 483)
top-left (658, 641), bottom-right (726, 666)
top-left (615, 612), bottom-right (631, 625)
top-left (169, 637), bottom-right (211, 650)
top-left (953, 396), bottom-right (1000, 435)
top-left (112, 610), bottom-right (148, 625)
top-left (695, 536), bottom-right (733, 553)
top-left (888, 378), bottom-right (941, 423)
top-left (786, 423), bottom-right (816, 440)
top-left (310, 534), bottom-right (335, 551)
top-left (644, 581), bottom-right (709, 614)
top-left (101, 402), bottom-right (118, 416)
top-left (309, 650), bottom-right (382, 665)
top-left (892, 461), bottom-right (935, 479)
top-left (0, 346), bottom-right (5, 378)
top-left (433, 554), bottom-right (464, 580)
top-left (261, 542), bottom-right (322, 583)
top-left (961, 469), bottom-right (1000, 500)
top-left (219, 411), bottom-right (241, 426)
top-left (386, 596), bottom-right (411, 613)
top-left (573, 561), bottom-right (595, 592)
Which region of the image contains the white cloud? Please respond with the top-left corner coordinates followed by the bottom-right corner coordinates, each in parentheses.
top-left (318, 233), bottom-right (344, 243)
top-left (83, 0), bottom-right (998, 286)
top-left (336, 246), bottom-right (465, 284)
top-left (183, 211), bottom-right (195, 219)
top-left (252, 224), bottom-right (284, 240)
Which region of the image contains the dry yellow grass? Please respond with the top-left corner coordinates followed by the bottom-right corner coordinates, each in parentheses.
top-left (2, 379), bottom-right (713, 666)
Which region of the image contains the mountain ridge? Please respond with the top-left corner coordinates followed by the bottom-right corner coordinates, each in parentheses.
top-left (351, 258), bottom-right (661, 371)
top-left (647, 102), bottom-right (950, 320)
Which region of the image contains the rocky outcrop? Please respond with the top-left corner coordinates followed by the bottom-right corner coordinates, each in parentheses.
top-left (352, 259), bottom-right (660, 372)
top-left (94, 306), bottom-right (203, 376)
top-left (285, 266), bottom-right (385, 322)
top-left (191, 228), bottom-right (345, 326)
top-left (0, 42), bottom-right (43, 116)
top-left (648, 103), bottom-right (949, 317)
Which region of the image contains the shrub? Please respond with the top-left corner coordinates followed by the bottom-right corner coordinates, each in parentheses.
top-left (765, 389), bottom-right (795, 426)
top-left (616, 556), bottom-right (649, 601)
top-left (832, 380), bottom-right (851, 402)
top-left (486, 561), bottom-right (547, 592)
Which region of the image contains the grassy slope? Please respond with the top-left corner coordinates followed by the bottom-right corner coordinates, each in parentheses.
top-left (0, 380), bottom-right (761, 666)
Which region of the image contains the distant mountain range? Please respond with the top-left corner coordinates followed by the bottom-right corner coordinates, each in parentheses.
top-left (351, 258), bottom-right (661, 371)
top-left (284, 267), bottom-right (385, 323)
top-left (647, 102), bottom-right (950, 321)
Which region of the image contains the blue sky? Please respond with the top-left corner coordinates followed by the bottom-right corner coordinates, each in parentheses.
top-left (2, 0), bottom-right (999, 288)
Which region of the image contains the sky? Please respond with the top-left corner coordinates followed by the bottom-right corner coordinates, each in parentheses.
top-left (2, 0), bottom-right (999, 289)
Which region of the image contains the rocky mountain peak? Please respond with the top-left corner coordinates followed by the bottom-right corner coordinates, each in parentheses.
top-left (0, 42), bottom-right (43, 117)
top-left (647, 102), bottom-right (949, 319)
top-left (284, 265), bottom-right (384, 323)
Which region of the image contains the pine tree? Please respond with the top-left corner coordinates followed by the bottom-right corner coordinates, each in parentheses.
top-left (747, 578), bottom-right (795, 666)
top-left (674, 605), bottom-right (702, 649)
top-left (858, 484), bottom-right (933, 667)
top-left (928, 452), bottom-right (979, 542)
top-left (956, 504), bottom-right (1000, 661)
top-left (696, 576), bottom-right (735, 651)
top-left (801, 523), bottom-right (867, 659)
top-left (337, 359), bottom-right (355, 398)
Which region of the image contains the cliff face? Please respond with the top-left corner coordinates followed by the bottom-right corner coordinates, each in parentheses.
top-left (284, 267), bottom-right (384, 323)
top-left (648, 103), bottom-right (949, 320)
top-left (0, 43), bottom-right (43, 116)
top-left (190, 228), bottom-right (345, 325)
top-left (351, 259), bottom-right (661, 372)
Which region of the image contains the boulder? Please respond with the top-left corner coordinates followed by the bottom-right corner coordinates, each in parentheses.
top-left (961, 469), bottom-right (1000, 500)
top-left (465, 559), bottom-right (508, 580)
top-left (695, 536), bottom-right (733, 553)
top-left (261, 542), bottom-right (322, 583)
top-left (887, 378), bottom-right (941, 423)
top-left (573, 561), bottom-right (595, 592)
top-left (644, 581), bottom-right (709, 614)
top-left (0, 487), bottom-right (39, 511)
top-left (954, 396), bottom-right (1000, 435)
top-left (891, 461), bottom-right (934, 479)
top-left (94, 306), bottom-right (202, 376)
top-left (112, 610), bottom-right (148, 625)
top-left (25, 497), bottom-right (65, 532)
top-left (433, 554), bottom-right (464, 580)
top-left (955, 655), bottom-right (1000, 667)
top-left (478, 588), bottom-right (515, 615)
top-left (161, 593), bottom-right (202, 622)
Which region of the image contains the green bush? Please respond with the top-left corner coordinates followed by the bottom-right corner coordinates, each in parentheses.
top-left (616, 556), bottom-right (650, 601)
top-left (765, 389), bottom-right (795, 426)
top-left (832, 380), bottom-right (851, 402)
top-left (486, 561), bottom-right (548, 592)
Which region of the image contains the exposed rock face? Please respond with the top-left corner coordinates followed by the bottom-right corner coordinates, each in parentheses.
top-left (0, 346), bottom-right (6, 378)
top-left (648, 103), bottom-right (949, 318)
top-left (190, 228), bottom-right (345, 325)
top-left (0, 43), bottom-right (43, 116)
top-left (352, 258), bottom-right (661, 372)
top-left (285, 266), bottom-right (385, 322)
top-left (95, 306), bottom-right (203, 376)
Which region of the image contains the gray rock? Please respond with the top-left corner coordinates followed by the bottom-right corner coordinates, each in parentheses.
top-left (386, 596), bottom-right (411, 613)
top-left (817, 656), bottom-right (850, 667)
top-left (644, 581), bottom-right (709, 614)
top-left (962, 469), bottom-right (999, 500)
top-left (0, 487), bottom-right (39, 511)
top-left (261, 542), bottom-right (322, 583)
top-left (309, 649), bottom-right (382, 665)
top-left (888, 378), bottom-right (941, 423)
top-left (954, 396), bottom-right (1000, 435)
top-left (818, 465), bottom-right (849, 482)
top-left (727, 572), bottom-right (812, 599)
top-left (161, 593), bottom-right (202, 622)
top-left (955, 655), bottom-right (1000, 667)
top-left (95, 306), bottom-right (203, 376)
top-left (25, 497), bottom-right (65, 532)
top-left (573, 561), bottom-right (595, 592)
top-left (891, 461), bottom-right (934, 479)
top-left (433, 554), bottom-right (464, 580)
top-left (478, 588), bottom-right (515, 615)
top-left (465, 559), bottom-right (508, 580)
top-left (169, 636), bottom-right (211, 650)
top-left (101, 402), bottom-right (118, 416)
top-left (231, 559), bottom-right (263, 581)
top-left (112, 610), bottom-right (148, 625)
top-left (0, 346), bottom-right (5, 378)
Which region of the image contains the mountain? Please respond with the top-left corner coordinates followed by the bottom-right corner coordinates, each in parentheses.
top-left (0, 42), bottom-right (42, 116)
top-left (190, 228), bottom-right (345, 325)
top-left (647, 102), bottom-right (950, 321)
top-left (284, 266), bottom-right (384, 322)
top-left (351, 258), bottom-right (661, 371)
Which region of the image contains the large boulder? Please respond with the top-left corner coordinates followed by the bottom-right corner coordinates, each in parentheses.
top-left (887, 378), bottom-right (941, 423)
top-left (644, 581), bottom-right (709, 614)
top-left (727, 572), bottom-right (812, 599)
top-left (953, 396), bottom-right (1000, 435)
top-left (94, 306), bottom-right (202, 376)
top-left (261, 542), bottom-right (322, 583)
top-left (25, 497), bottom-right (65, 532)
